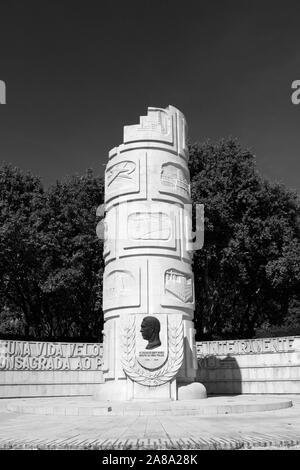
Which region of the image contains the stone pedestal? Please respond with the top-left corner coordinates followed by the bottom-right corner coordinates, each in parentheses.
top-left (95, 105), bottom-right (206, 401)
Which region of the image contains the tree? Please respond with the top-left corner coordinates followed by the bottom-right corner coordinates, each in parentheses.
top-left (0, 164), bottom-right (104, 341)
top-left (0, 164), bottom-right (44, 337)
top-left (36, 170), bottom-right (104, 340)
top-left (189, 139), bottom-right (300, 340)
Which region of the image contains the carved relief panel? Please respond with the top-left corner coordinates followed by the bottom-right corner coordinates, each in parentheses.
top-left (165, 269), bottom-right (193, 304)
top-left (103, 259), bottom-right (148, 317)
top-left (144, 150), bottom-right (190, 204)
top-left (105, 151), bottom-right (147, 206)
top-left (128, 212), bottom-right (170, 241)
top-left (117, 201), bottom-right (180, 257)
top-left (160, 163), bottom-right (190, 199)
top-left (103, 268), bottom-right (139, 312)
top-left (147, 258), bottom-right (195, 314)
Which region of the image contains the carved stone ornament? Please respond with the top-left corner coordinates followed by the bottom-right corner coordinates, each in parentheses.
top-left (165, 269), bottom-right (193, 303)
top-left (121, 315), bottom-right (184, 386)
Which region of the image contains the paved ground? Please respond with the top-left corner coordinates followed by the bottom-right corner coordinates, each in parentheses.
top-left (0, 395), bottom-right (299, 450)
top-left (0, 395), bottom-right (292, 416)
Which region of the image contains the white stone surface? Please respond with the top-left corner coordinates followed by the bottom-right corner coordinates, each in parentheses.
top-left (0, 396), bottom-right (299, 450)
top-left (0, 340), bottom-right (103, 397)
top-left (98, 106), bottom-right (204, 401)
top-left (1, 336), bottom-right (300, 397)
top-left (197, 336), bottom-right (300, 394)
top-left (177, 382), bottom-right (207, 400)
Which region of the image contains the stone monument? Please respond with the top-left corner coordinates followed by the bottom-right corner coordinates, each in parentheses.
top-left (96, 105), bottom-right (207, 401)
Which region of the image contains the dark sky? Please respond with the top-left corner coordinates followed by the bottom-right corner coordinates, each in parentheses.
top-left (0, 0), bottom-right (299, 192)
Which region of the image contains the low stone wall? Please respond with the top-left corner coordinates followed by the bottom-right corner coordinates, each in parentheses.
top-left (1, 336), bottom-right (299, 397)
top-left (196, 336), bottom-right (300, 394)
top-left (0, 340), bottom-right (103, 397)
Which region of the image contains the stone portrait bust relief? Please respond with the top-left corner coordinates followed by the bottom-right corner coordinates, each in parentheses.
top-left (140, 316), bottom-right (161, 350)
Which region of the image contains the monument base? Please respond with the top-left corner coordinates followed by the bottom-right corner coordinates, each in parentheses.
top-left (0, 395), bottom-right (293, 416)
top-left (93, 380), bottom-right (128, 401)
top-left (177, 382), bottom-right (207, 400)
top-left (94, 378), bottom-right (207, 402)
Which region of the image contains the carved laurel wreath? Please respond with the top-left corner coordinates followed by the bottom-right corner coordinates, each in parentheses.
top-left (121, 316), bottom-right (184, 386)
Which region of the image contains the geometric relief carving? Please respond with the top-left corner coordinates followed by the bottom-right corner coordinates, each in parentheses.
top-left (128, 212), bottom-right (171, 240)
top-left (165, 269), bottom-right (193, 303)
top-left (161, 163), bottom-right (189, 197)
top-left (106, 161), bottom-right (136, 189)
top-left (138, 109), bottom-right (171, 135)
top-left (105, 270), bottom-right (135, 300)
top-left (124, 108), bottom-right (173, 143)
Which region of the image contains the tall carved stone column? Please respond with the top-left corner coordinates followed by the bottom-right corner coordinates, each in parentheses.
top-left (96, 106), bottom-right (206, 401)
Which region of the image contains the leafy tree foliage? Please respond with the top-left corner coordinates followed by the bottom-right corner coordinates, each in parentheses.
top-left (189, 139), bottom-right (300, 340)
top-left (0, 165), bottom-right (104, 341)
